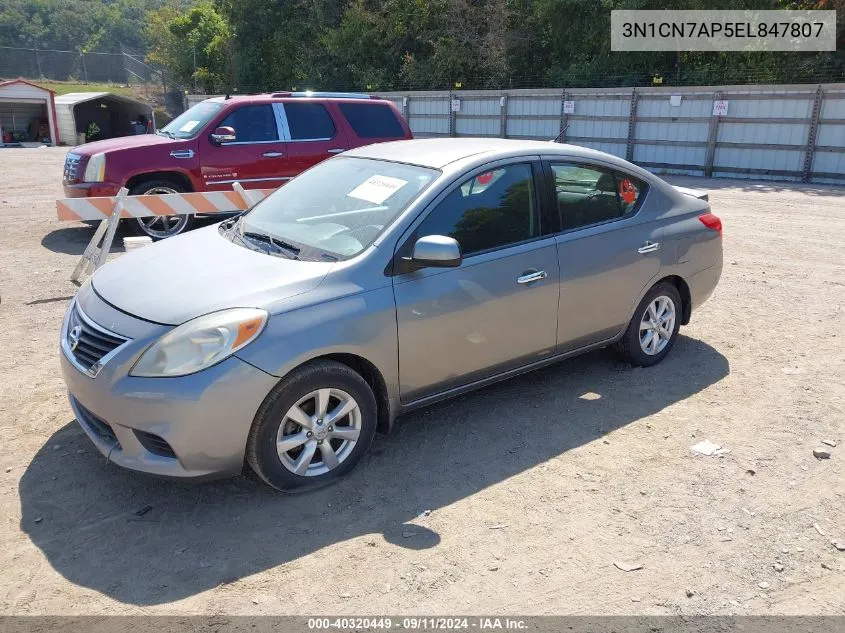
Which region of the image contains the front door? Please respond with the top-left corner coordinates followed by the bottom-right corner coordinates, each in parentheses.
top-left (200, 103), bottom-right (289, 191)
top-left (393, 161), bottom-right (560, 403)
top-left (277, 101), bottom-right (349, 179)
top-left (547, 161), bottom-right (661, 351)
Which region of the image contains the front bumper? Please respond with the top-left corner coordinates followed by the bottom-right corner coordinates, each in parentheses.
top-left (59, 297), bottom-right (279, 480)
top-left (63, 181), bottom-right (122, 198)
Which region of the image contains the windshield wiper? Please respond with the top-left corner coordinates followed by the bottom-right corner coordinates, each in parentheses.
top-left (156, 130), bottom-right (176, 139)
top-left (242, 231), bottom-right (301, 259)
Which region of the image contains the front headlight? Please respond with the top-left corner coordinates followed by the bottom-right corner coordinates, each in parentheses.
top-left (83, 152), bottom-right (107, 182)
top-left (130, 308), bottom-right (268, 377)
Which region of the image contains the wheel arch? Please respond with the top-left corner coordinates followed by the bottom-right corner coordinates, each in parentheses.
top-left (656, 275), bottom-right (692, 325)
top-left (302, 353), bottom-right (393, 435)
top-left (126, 170), bottom-right (195, 193)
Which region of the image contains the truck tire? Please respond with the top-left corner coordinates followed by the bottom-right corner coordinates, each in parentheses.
top-left (129, 180), bottom-right (194, 240)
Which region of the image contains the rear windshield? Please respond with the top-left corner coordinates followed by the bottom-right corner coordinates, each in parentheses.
top-left (159, 101), bottom-right (223, 139)
top-left (339, 102), bottom-right (405, 139)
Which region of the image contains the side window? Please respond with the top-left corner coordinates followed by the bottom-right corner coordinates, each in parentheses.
top-left (218, 105), bottom-right (278, 143)
top-left (339, 102), bottom-right (404, 138)
top-left (551, 163), bottom-right (645, 231)
top-left (416, 163), bottom-right (538, 256)
top-left (284, 102), bottom-right (336, 140)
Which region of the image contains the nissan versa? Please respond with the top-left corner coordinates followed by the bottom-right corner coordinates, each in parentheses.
top-left (60, 138), bottom-right (722, 491)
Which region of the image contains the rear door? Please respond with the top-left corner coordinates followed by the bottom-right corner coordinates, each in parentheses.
top-left (199, 103), bottom-right (289, 190)
top-left (277, 101), bottom-right (349, 179)
top-left (545, 160), bottom-right (661, 352)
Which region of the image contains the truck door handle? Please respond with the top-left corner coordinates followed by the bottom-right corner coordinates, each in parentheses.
top-left (262, 151), bottom-right (283, 158)
top-left (517, 270), bottom-right (547, 284)
top-left (638, 241), bottom-right (660, 254)
top-left (327, 148), bottom-right (346, 154)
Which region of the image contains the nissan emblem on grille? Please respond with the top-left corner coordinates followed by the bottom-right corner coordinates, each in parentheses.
top-left (68, 325), bottom-right (82, 352)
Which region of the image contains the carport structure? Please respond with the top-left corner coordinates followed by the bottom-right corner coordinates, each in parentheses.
top-left (54, 92), bottom-right (153, 146)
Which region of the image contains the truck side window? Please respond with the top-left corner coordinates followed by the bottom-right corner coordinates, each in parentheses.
top-left (284, 103), bottom-right (336, 141)
top-left (218, 105), bottom-right (279, 143)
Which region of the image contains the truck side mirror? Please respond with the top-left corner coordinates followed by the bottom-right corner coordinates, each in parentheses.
top-left (210, 126), bottom-right (236, 144)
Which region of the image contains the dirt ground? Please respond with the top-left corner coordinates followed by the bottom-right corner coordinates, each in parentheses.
top-left (0, 147), bottom-right (843, 616)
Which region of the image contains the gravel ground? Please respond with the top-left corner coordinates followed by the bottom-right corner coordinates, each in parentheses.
top-left (0, 147), bottom-right (843, 615)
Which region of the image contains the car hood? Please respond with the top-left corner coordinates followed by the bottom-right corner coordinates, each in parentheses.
top-left (91, 225), bottom-right (333, 325)
top-left (71, 134), bottom-right (175, 157)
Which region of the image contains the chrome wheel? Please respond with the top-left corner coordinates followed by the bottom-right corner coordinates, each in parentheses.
top-left (133, 186), bottom-right (190, 238)
top-left (276, 388), bottom-right (362, 477)
top-left (639, 295), bottom-right (676, 356)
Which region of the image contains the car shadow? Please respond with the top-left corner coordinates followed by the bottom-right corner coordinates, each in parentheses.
top-left (40, 224), bottom-right (134, 256)
top-left (19, 336), bottom-right (728, 605)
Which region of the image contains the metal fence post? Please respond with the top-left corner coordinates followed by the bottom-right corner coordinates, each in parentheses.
top-left (559, 89), bottom-right (569, 142)
top-left (34, 47), bottom-right (42, 78)
top-left (625, 89), bottom-right (639, 162)
top-left (704, 90), bottom-right (723, 178)
top-left (448, 90), bottom-right (456, 137)
top-left (500, 93), bottom-right (508, 138)
top-left (403, 95), bottom-right (411, 124)
top-left (80, 52), bottom-right (88, 84)
top-left (802, 85), bottom-right (824, 183)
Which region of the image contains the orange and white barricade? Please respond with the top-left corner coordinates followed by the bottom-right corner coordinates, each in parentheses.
top-left (56, 183), bottom-right (276, 284)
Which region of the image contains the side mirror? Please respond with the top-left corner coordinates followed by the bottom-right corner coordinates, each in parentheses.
top-left (210, 126), bottom-right (236, 144)
top-left (409, 235), bottom-right (462, 268)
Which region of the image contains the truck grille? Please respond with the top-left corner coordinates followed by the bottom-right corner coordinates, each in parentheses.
top-left (65, 302), bottom-right (128, 375)
top-left (63, 153), bottom-right (81, 182)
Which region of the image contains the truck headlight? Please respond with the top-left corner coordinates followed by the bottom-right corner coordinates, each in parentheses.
top-left (130, 308), bottom-right (268, 377)
top-left (83, 152), bottom-right (107, 182)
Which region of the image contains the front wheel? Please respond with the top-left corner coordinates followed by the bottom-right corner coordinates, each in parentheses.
top-left (617, 282), bottom-right (682, 367)
top-left (129, 181), bottom-right (194, 240)
top-left (246, 360), bottom-right (378, 492)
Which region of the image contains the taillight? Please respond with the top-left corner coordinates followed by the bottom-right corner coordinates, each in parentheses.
top-left (699, 213), bottom-right (722, 238)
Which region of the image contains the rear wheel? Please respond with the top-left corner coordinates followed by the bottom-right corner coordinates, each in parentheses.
top-left (246, 360), bottom-right (377, 492)
top-left (617, 282), bottom-right (682, 367)
top-left (129, 180), bottom-right (194, 240)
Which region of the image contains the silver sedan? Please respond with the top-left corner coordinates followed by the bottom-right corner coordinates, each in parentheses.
top-left (60, 138), bottom-right (723, 491)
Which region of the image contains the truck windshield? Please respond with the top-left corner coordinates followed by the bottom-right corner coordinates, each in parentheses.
top-left (159, 101), bottom-right (223, 139)
top-left (238, 157), bottom-right (439, 260)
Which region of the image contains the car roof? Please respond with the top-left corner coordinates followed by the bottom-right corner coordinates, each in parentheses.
top-left (205, 94), bottom-right (392, 105)
top-left (344, 137), bottom-right (641, 171)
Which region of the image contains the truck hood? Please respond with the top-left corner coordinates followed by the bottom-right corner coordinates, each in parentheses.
top-left (91, 225), bottom-right (333, 325)
top-left (71, 133), bottom-right (176, 157)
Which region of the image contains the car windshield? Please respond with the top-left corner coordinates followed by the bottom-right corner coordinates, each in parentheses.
top-left (238, 157), bottom-right (439, 259)
top-left (159, 101), bottom-right (223, 139)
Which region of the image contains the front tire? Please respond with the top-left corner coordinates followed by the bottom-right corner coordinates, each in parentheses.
top-left (617, 282), bottom-right (682, 367)
top-left (246, 360), bottom-right (378, 492)
top-left (129, 180), bottom-right (194, 240)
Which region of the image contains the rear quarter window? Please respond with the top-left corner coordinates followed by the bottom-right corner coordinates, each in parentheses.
top-left (339, 102), bottom-right (405, 139)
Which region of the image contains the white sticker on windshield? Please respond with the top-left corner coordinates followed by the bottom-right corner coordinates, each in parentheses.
top-left (179, 120), bottom-right (200, 133)
top-left (347, 175), bottom-right (407, 205)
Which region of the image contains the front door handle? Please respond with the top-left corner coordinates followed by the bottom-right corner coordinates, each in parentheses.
top-left (262, 151), bottom-right (284, 158)
top-left (327, 148), bottom-right (346, 154)
top-left (638, 241), bottom-right (660, 254)
top-left (517, 270), bottom-right (548, 285)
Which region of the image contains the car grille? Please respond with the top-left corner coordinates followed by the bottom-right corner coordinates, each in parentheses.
top-left (66, 302), bottom-right (128, 374)
top-left (134, 430), bottom-right (177, 459)
top-left (63, 153), bottom-right (81, 182)
top-left (73, 397), bottom-right (120, 447)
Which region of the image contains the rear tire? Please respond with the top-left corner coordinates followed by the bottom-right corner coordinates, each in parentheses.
top-left (129, 180), bottom-right (194, 240)
top-left (617, 282), bottom-right (682, 367)
top-left (246, 360), bottom-right (377, 492)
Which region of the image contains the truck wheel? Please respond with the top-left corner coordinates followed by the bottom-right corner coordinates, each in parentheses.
top-left (129, 181), bottom-right (194, 240)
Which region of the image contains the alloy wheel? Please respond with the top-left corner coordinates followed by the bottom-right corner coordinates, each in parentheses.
top-left (134, 186), bottom-right (191, 239)
top-left (276, 388), bottom-right (362, 477)
top-left (639, 295), bottom-right (676, 356)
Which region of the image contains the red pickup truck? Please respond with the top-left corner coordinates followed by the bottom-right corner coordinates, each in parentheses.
top-left (62, 92), bottom-right (412, 238)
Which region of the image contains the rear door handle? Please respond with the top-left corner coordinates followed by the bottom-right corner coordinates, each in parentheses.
top-left (517, 270), bottom-right (547, 284)
top-left (638, 241), bottom-right (660, 254)
top-left (262, 151), bottom-right (284, 158)
top-left (327, 148), bottom-right (346, 154)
